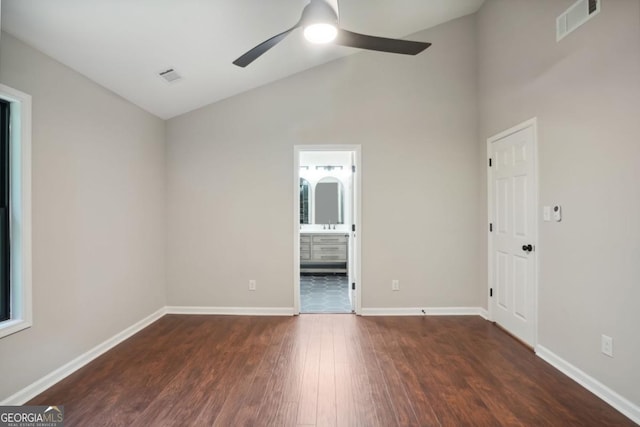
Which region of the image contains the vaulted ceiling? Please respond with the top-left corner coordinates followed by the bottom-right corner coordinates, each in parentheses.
top-left (2, 0), bottom-right (485, 119)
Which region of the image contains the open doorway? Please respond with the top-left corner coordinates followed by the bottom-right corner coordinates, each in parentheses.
top-left (294, 146), bottom-right (361, 314)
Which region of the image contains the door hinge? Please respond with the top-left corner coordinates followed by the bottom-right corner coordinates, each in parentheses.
top-left (352, 224), bottom-right (356, 232)
top-left (490, 288), bottom-right (493, 297)
top-left (352, 165), bottom-right (356, 173)
top-left (489, 158), bottom-right (492, 167)
top-left (489, 223), bottom-right (493, 232)
top-left (352, 282), bottom-right (356, 290)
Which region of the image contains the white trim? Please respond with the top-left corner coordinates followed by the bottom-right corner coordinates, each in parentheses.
top-left (353, 148), bottom-right (362, 315)
top-left (486, 132), bottom-right (492, 322)
top-left (486, 117), bottom-right (539, 347)
top-left (0, 84), bottom-right (32, 339)
top-left (293, 145), bottom-right (362, 315)
top-left (536, 345), bottom-right (640, 425)
top-left (293, 148), bottom-right (301, 314)
top-left (165, 306), bottom-right (294, 316)
top-left (360, 307), bottom-right (488, 317)
top-left (0, 307), bottom-right (166, 405)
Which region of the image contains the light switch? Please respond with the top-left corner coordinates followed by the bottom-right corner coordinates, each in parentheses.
top-left (543, 206), bottom-right (551, 222)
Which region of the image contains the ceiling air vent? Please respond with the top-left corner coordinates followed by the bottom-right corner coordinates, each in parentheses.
top-left (158, 68), bottom-right (182, 84)
top-left (557, 0), bottom-right (601, 42)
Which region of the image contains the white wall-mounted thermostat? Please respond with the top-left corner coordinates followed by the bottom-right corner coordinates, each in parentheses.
top-left (553, 205), bottom-right (562, 222)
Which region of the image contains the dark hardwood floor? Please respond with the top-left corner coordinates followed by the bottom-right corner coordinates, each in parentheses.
top-left (28, 315), bottom-right (635, 426)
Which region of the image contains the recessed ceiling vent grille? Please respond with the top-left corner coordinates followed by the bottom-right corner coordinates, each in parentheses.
top-left (557, 0), bottom-right (601, 42)
top-left (158, 68), bottom-right (182, 83)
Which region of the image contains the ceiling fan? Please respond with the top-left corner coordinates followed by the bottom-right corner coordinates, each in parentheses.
top-left (232, 0), bottom-right (432, 67)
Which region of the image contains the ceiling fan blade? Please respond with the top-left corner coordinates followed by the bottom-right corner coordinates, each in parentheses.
top-left (233, 24), bottom-right (300, 67)
top-left (335, 29), bottom-right (431, 56)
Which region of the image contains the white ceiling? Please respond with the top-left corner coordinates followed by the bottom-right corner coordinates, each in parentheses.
top-left (1, 0), bottom-right (485, 119)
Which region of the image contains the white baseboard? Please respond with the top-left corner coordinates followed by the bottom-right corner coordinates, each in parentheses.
top-left (360, 307), bottom-right (488, 318)
top-left (0, 307), bottom-right (167, 406)
top-left (165, 306), bottom-right (294, 316)
top-left (536, 345), bottom-right (640, 425)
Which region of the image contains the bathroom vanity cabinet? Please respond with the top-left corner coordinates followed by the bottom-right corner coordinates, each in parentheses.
top-left (300, 232), bottom-right (348, 273)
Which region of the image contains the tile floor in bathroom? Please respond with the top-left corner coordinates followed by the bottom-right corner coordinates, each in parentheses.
top-left (300, 274), bottom-right (352, 313)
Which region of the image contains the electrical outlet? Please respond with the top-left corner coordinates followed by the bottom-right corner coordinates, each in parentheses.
top-left (553, 205), bottom-right (562, 222)
top-left (601, 334), bottom-right (613, 357)
top-left (248, 280), bottom-right (256, 291)
top-left (391, 280), bottom-right (400, 291)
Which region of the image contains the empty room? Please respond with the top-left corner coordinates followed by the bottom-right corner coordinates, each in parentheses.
top-left (0, 0), bottom-right (638, 425)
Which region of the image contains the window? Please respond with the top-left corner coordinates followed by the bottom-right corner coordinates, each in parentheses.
top-left (0, 84), bottom-right (32, 339)
top-left (0, 99), bottom-right (10, 322)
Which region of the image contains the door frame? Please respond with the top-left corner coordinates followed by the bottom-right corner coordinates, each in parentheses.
top-left (293, 145), bottom-right (362, 315)
top-left (487, 118), bottom-right (539, 348)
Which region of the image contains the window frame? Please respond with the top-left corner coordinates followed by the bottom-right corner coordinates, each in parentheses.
top-left (0, 83), bottom-right (32, 339)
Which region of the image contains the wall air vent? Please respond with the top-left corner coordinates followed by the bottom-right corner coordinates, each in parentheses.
top-left (158, 68), bottom-right (182, 83)
top-left (557, 0), bottom-right (601, 42)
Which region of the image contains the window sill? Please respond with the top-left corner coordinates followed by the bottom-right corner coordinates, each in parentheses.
top-left (0, 318), bottom-right (32, 339)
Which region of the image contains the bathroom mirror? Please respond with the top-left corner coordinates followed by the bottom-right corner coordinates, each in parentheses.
top-left (300, 178), bottom-right (310, 224)
top-left (315, 177), bottom-right (344, 224)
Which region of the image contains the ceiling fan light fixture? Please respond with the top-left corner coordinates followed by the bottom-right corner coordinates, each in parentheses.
top-left (232, 0), bottom-right (432, 67)
top-left (304, 23), bottom-right (338, 44)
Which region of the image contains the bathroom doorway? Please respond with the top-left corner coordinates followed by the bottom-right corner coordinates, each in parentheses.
top-left (293, 146), bottom-right (361, 314)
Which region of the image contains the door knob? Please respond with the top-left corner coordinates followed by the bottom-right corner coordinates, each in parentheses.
top-left (522, 244), bottom-right (533, 252)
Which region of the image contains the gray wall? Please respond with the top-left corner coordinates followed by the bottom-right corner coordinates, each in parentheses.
top-left (477, 0), bottom-right (640, 406)
top-left (0, 33), bottom-right (166, 401)
top-left (166, 15), bottom-right (482, 309)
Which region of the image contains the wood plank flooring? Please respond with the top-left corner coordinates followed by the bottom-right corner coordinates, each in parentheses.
top-left (28, 315), bottom-right (635, 426)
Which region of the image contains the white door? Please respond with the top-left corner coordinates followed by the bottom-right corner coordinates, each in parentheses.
top-left (348, 153), bottom-right (356, 312)
top-left (489, 120), bottom-right (538, 347)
